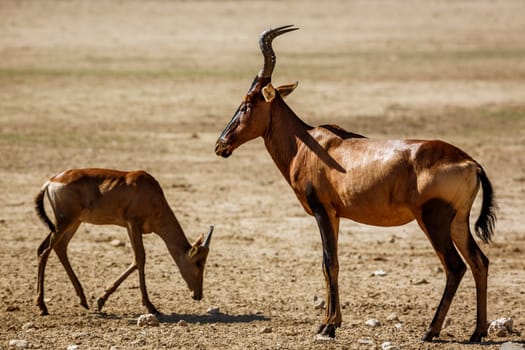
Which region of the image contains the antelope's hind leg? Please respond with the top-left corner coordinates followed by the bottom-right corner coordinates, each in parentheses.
top-left (36, 233), bottom-right (54, 315)
top-left (52, 222), bottom-right (89, 310)
top-left (418, 199), bottom-right (466, 342)
top-left (36, 221), bottom-right (85, 314)
top-left (450, 213), bottom-right (490, 343)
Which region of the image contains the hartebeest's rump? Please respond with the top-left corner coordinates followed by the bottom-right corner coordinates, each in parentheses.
top-left (34, 168), bottom-right (214, 315)
top-left (215, 25), bottom-right (496, 342)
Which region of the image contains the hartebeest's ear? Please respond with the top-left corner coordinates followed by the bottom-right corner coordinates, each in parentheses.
top-left (276, 81), bottom-right (298, 98)
top-left (262, 83), bottom-right (276, 102)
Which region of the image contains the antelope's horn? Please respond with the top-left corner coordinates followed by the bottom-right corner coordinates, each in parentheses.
top-left (258, 25), bottom-right (299, 79)
top-left (202, 225), bottom-right (214, 248)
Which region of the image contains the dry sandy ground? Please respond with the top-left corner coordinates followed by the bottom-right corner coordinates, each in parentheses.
top-left (1, 1), bottom-right (524, 349)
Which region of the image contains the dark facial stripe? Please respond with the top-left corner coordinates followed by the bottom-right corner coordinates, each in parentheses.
top-left (218, 105), bottom-right (242, 141)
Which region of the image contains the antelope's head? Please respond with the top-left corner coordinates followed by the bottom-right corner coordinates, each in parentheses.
top-left (215, 25), bottom-right (299, 158)
top-left (179, 226), bottom-right (214, 300)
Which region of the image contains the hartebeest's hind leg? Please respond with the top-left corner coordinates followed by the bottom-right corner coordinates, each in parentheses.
top-left (450, 213), bottom-right (489, 342)
top-left (417, 199), bottom-right (467, 342)
top-left (126, 221), bottom-right (159, 314)
top-left (306, 185), bottom-right (341, 338)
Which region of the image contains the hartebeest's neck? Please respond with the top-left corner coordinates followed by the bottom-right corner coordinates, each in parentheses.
top-left (263, 96), bottom-right (312, 184)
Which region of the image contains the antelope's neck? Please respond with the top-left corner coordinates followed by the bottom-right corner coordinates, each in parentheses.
top-left (263, 98), bottom-right (312, 184)
top-left (156, 209), bottom-right (192, 256)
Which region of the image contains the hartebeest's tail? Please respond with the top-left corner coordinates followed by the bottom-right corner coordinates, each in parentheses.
top-left (474, 167), bottom-right (496, 244)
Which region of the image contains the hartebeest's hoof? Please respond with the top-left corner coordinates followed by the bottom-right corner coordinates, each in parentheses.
top-left (145, 303), bottom-right (160, 315)
top-left (469, 330), bottom-right (487, 343)
top-left (317, 324), bottom-right (336, 338)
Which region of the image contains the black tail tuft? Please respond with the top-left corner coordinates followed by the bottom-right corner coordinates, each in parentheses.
top-left (474, 167), bottom-right (497, 244)
top-left (35, 185), bottom-right (56, 234)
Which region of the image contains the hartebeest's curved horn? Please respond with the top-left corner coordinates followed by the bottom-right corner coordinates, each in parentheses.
top-left (258, 25), bottom-right (299, 79)
top-left (202, 225), bottom-right (214, 248)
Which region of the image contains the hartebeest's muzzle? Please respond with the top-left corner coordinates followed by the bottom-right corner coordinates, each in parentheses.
top-left (214, 139), bottom-right (232, 158)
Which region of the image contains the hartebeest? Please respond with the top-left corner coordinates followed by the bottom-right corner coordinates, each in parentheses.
top-left (215, 25), bottom-right (496, 342)
top-left (34, 168), bottom-right (214, 315)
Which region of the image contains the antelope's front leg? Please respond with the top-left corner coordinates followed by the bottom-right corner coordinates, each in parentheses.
top-left (306, 186), bottom-right (341, 338)
top-left (127, 223), bottom-right (159, 314)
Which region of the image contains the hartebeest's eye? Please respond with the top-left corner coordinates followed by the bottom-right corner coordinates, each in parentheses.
top-left (240, 103), bottom-right (251, 113)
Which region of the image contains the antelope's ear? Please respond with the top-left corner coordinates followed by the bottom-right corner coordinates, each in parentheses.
top-left (188, 246), bottom-right (199, 257)
top-left (262, 83), bottom-right (276, 103)
top-left (192, 234), bottom-right (204, 247)
top-left (277, 81), bottom-right (298, 98)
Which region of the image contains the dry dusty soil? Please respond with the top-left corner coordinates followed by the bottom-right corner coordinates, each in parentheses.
top-left (1, 1), bottom-right (524, 349)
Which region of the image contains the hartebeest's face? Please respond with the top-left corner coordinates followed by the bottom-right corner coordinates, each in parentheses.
top-left (216, 25), bottom-right (299, 158)
top-left (215, 78), bottom-right (271, 158)
top-left (215, 78), bottom-right (297, 158)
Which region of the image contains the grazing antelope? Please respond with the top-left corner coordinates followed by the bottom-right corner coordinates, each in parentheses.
top-left (34, 168), bottom-right (214, 315)
top-left (215, 25), bottom-right (496, 342)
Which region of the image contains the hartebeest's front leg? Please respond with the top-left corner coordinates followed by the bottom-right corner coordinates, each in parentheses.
top-left (306, 185), bottom-right (341, 338)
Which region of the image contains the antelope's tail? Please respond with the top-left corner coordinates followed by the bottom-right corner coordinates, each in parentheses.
top-left (35, 182), bottom-right (56, 234)
top-left (474, 167), bottom-right (497, 244)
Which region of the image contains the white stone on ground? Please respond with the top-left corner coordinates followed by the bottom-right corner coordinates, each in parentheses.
top-left (488, 317), bottom-right (513, 337)
top-left (137, 313), bottom-right (160, 327)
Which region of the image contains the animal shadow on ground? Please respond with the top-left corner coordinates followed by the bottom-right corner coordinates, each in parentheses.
top-left (96, 311), bottom-right (269, 325)
top-left (432, 339), bottom-right (524, 347)
top-left (158, 311), bottom-right (269, 325)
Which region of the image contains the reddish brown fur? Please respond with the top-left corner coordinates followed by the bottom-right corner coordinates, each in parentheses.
top-left (34, 168), bottom-right (213, 315)
top-left (215, 26), bottom-right (496, 342)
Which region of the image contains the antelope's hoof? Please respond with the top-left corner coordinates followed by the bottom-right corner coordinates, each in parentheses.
top-left (39, 309), bottom-right (49, 316)
top-left (317, 324), bottom-right (336, 338)
top-left (80, 300), bottom-right (89, 310)
top-left (96, 297), bottom-right (106, 312)
top-left (421, 329), bottom-right (439, 342)
top-left (37, 301), bottom-right (49, 316)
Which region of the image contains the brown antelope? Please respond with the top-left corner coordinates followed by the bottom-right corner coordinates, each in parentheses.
top-left (34, 168), bottom-right (214, 315)
top-left (215, 25), bottom-right (496, 342)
